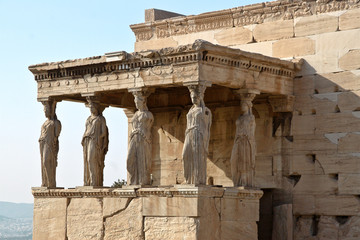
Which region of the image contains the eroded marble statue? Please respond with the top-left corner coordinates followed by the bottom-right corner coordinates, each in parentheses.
top-left (127, 90), bottom-right (154, 185)
top-left (39, 100), bottom-right (61, 188)
top-left (182, 85), bottom-right (212, 185)
top-left (82, 98), bottom-right (109, 186)
top-left (230, 99), bottom-right (256, 187)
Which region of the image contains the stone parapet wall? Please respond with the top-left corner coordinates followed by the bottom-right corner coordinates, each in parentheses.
top-left (131, 0), bottom-right (360, 42)
top-left (32, 186), bottom-right (262, 240)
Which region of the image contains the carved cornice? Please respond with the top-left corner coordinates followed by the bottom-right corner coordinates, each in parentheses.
top-left (32, 186), bottom-right (263, 199)
top-left (223, 187), bottom-right (264, 199)
top-left (131, 0), bottom-right (360, 41)
top-left (29, 40), bottom-right (296, 83)
top-left (31, 187), bottom-right (137, 198)
top-left (29, 40), bottom-right (299, 99)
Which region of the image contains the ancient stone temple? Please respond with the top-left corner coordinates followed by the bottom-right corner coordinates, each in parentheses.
top-left (29, 0), bottom-right (360, 239)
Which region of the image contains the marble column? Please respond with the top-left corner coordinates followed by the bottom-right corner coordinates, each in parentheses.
top-left (126, 88), bottom-right (154, 185)
top-left (39, 99), bottom-right (61, 188)
top-left (182, 81), bottom-right (212, 185)
top-left (230, 89), bottom-right (259, 187)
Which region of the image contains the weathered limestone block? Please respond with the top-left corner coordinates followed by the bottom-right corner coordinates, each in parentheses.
top-left (273, 37), bottom-right (315, 58)
top-left (142, 196), bottom-right (198, 217)
top-left (173, 30), bottom-right (216, 46)
top-left (317, 216), bottom-right (339, 240)
top-left (151, 158), bottom-right (184, 185)
top-left (233, 41), bottom-right (273, 57)
top-left (104, 198), bottom-right (143, 240)
top-left (298, 54), bottom-right (340, 76)
top-left (339, 49), bottom-right (360, 71)
top-left (214, 27), bottom-right (253, 46)
top-left (295, 215), bottom-right (360, 239)
top-left (289, 154), bottom-right (315, 176)
top-left (255, 156), bottom-right (273, 176)
top-left (295, 14), bottom-right (338, 37)
top-left (314, 29), bottom-right (360, 60)
top-left (338, 173), bottom-right (360, 195)
top-left (293, 95), bottom-right (315, 116)
top-left (339, 8), bottom-right (360, 31)
top-left (294, 75), bottom-right (315, 96)
top-left (294, 216), bottom-right (316, 240)
top-left (314, 97), bottom-right (339, 115)
top-left (134, 37), bottom-right (178, 51)
top-left (221, 198), bottom-right (259, 222)
top-left (67, 198), bottom-right (103, 240)
top-left (255, 175), bottom-right (278, 189)
top-left (198, 197), bottom-right (221, 240)
top-left (314, 112), bottom-right (360, 134)
top-left (33, 198), bottom-right (67, 240)
top-left (316, 153), bottom-right (360, 174)
top-left (103, 197), bottom-right (130, 217)
top-left (291, 115), bottom-right (315, 135)
top-left (145, 9), bottom-right (183, 22)
top-left (292, 134), bottom-right (337, 154)
top-left (339, 216), bottom-right (360, 239)
top-left (338, 133), bottom-right (360, 153)
top-left (253, 20), bottom-right (293, 42)
top-left (144, 217), bottom-right (198, 240)
top-left (314, 74), bottom-right (342, 94)
top-left (293, 175), bottom-right (338, 195)
top-left (315, 195), bottom-right (360, 216)
top-left (338, 91), bottom-right (360, 112)
top-left (272, 204), bottom-right (293, 240)
top-left (293, 194), bottom-right (315, 215)
top-left (221, 221), bottom-right (257, 240)
top-left (314, 71), bottom-right (360, 93)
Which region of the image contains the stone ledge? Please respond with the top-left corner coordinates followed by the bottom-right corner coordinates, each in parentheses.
top-left (32, 185), bottom-right (263, 199)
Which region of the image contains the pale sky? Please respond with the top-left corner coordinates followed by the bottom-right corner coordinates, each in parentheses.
top-left (0, 0), bottom-right (263, 203)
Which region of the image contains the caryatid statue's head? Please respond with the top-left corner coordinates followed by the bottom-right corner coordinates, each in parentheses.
top-left (133, 92), bottom-right (148, 111)
top-left (86, 97), bottom-right (105, 117)
top-left (42, 100), bottom-right (57, 120)
top-left (188, 85), bottom-right (206, 107)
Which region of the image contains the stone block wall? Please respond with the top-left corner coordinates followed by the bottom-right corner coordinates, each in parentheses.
top-left (32, 187), bottom-right (262, 240)
top-left (131, 1), bottom-right (360, 239)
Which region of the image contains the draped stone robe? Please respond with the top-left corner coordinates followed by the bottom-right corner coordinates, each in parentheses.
top-left (39, 119), bottom-right (61, 188)
top-left (230, 113), bottom-right (256, 187)
top-left (182, 105), bottom-right (212, 185)
top-left (127, 110), bottom-right (154, 185)
top-left (82, 115), bottom-right (108, 186)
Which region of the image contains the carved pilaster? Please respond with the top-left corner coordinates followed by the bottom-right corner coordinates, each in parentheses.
top-left (182, 80), bottom-right (212, 185)
top-left (39, 98), bottom-right (61, 188)
top-left (230, 89), bottom-right (259, 188)
top-left (81, 95), bottom-right (109, 186)
top-left (126, 87), bottom-right (154, 185)
top-left (269, 95), bottom-right (295, 141)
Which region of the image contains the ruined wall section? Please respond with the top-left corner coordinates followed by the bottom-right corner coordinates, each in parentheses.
top-left (131, 1), bottom-right (360, 239)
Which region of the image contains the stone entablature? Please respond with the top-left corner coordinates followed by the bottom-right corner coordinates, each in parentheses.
top-left (130, 0), bottom-right (360, 41)
top-left (29, 40), bottom-right (299, 102)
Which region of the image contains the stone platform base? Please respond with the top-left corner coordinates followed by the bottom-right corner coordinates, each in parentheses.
top-left (32, 186), bottom-right (263, 240)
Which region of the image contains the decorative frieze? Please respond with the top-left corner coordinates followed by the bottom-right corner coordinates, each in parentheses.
top-left (130, 0), bottom-right (360, 41)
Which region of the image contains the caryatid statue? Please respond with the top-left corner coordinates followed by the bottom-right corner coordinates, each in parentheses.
top-left (126, 88), bottom-right (154, 185)
top-left (230, 90), bottom-right (259, 187)
top-left (82, 97), bottom-right (109, 186)
top-left (182, 82), bottom-right (212, 185)
top-left (39, 99), bottom-right (61, 188)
